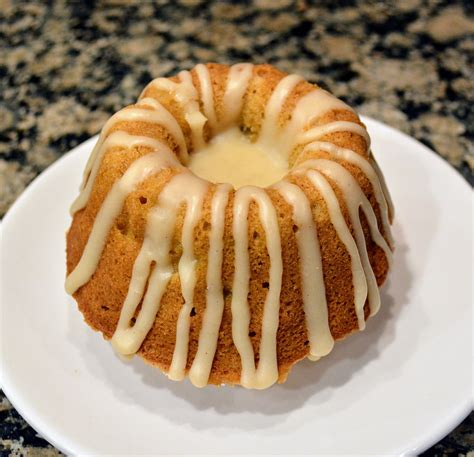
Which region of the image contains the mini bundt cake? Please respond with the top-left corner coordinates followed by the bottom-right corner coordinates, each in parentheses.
top-left (66, 63), bottom-right (394, 389)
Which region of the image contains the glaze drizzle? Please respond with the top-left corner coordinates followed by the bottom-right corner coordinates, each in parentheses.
top-left (67, 64), bottom-right (394, 389)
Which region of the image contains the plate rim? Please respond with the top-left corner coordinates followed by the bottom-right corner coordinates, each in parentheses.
top-left (0, 116), bottom-right (472, 456)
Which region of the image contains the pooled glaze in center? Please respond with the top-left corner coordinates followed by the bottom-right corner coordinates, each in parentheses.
top-left (188, 127), bottom-right (288, 189)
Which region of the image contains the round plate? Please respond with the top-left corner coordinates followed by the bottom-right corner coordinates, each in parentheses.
top-left (1, 117), bottom-right (472, 456)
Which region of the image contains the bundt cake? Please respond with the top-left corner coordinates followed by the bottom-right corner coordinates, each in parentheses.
top-left (66, 63), bottom-right (394, 389)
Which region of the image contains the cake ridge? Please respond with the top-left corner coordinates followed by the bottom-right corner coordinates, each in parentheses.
top-left (66, 63), bottom-right (394, 389)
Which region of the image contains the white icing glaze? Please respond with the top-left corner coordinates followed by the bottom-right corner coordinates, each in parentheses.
top-left (231, 186), bottom-right (282, 389)
top-left (308, 355), bottom-right (320, 362)
top-left (293, 168), bottom-right (368, 329)
top-left (177, 70), bottom-right (207, 151)
top-left (301, 141), bottom-right (393, 248)
top-left (71, 132), bottom-right (168, 215)
top-left (111, 172), bottom-right (208, 356)
top-left (259, 74), bottom-right (303, 151)
top-left (143, 71), bottom-right (207, 152)
top-left (220, 63), bottom-right (254, 130)
top-left (168, 175), bottom-right (209, 380)
top-left (296, 159), bottom-right (393, 316)
top-left (255, 81), bottom-right (362, 165)
top-left (189, 183), bottom-right (232, 387)
top-left (67, 64), bottom-right (394, 388)
top-left (195, 63), bottom-right (218, 131)
top-left (269, 88), bottom-right (353, 157)
top-left (371, 154), bottom-right (395, 221)
top-left (70, 101), bottom-right (187, 215)
top-left (297, 121), bottom-right (371, 148)
top-left (188, 127), bottom-right (288, 188)
top-left (66, 148), bottom-right (181, 295)
top-left (272, 180), bottom-right (334, 357)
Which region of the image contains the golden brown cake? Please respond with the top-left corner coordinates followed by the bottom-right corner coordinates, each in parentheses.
top-left (66, 63), bottom-right (394, 389)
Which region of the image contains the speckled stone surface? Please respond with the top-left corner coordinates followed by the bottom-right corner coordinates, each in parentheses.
top-left (1, 0), bottom-right (472, 455)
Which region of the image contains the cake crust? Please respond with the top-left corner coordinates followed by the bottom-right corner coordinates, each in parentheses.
top-left (66, 63), bottom-right (393, 388)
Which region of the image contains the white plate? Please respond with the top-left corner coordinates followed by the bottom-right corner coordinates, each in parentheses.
top-left (0, 117), bottom-right (472, 456)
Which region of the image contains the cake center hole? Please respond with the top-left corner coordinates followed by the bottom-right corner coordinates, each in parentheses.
top-left (188, 127), bottom-right (288, 188)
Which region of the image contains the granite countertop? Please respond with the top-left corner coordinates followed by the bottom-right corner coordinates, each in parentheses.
top-left (1, 0), bottom-right (472, 455)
